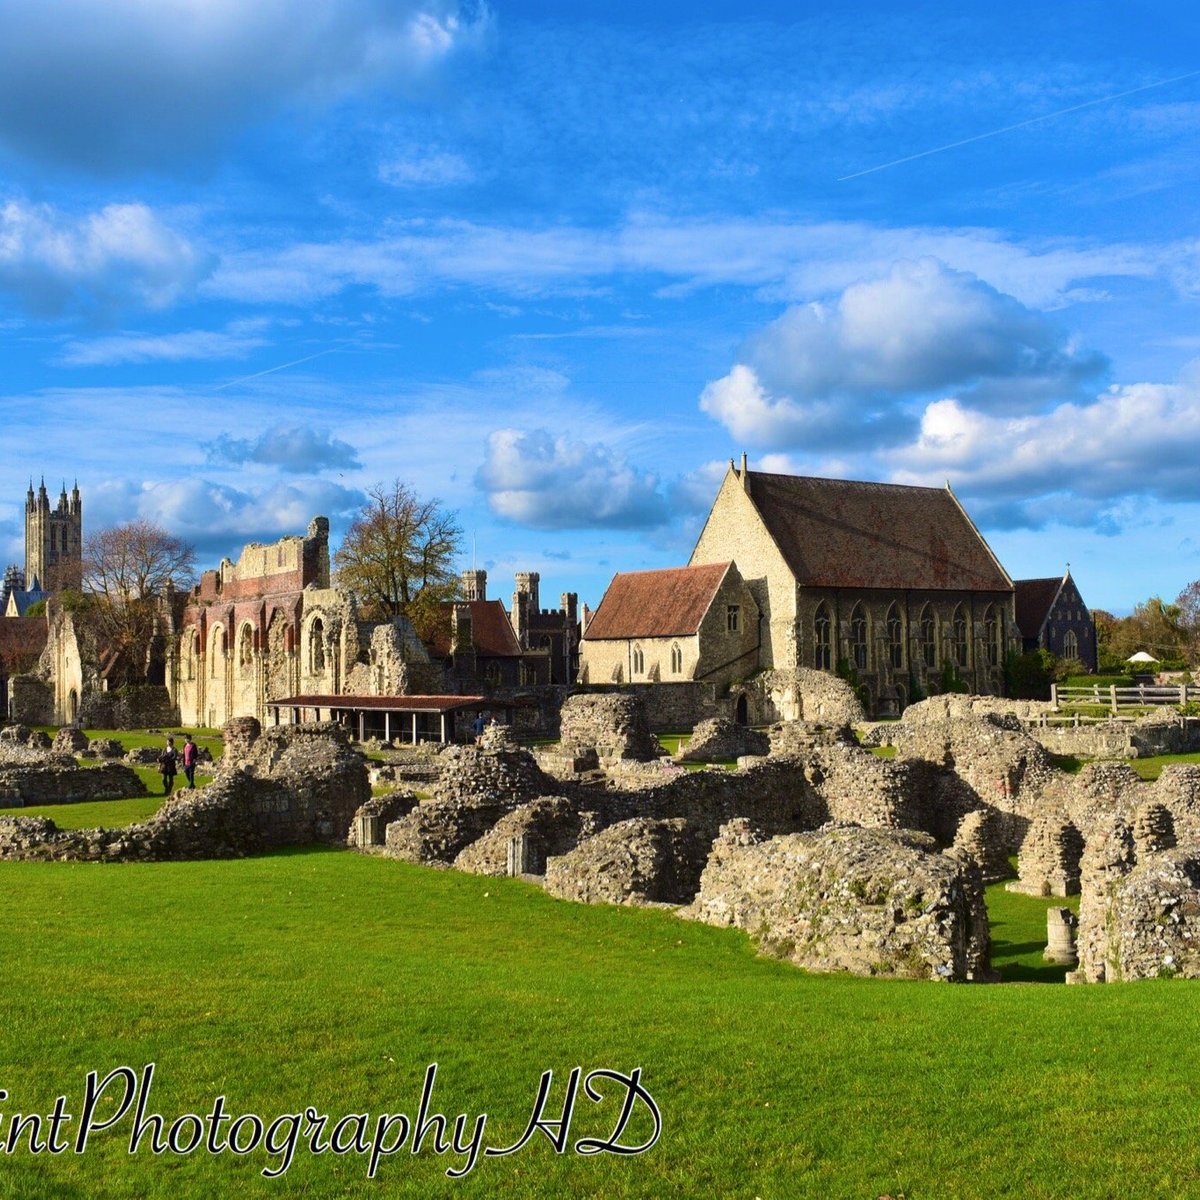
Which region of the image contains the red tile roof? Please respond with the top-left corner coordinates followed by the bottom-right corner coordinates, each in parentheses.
top-left (1014, 578), bottom-right (1063, 640)
top-left (268, 694), bottom-right (487, 712)
top-left (584, 563), bottom-right (731, 640)
top-left (427, 599), bottom-right (523, 658)
top-left (741, 472), bottom-right (1011, 593)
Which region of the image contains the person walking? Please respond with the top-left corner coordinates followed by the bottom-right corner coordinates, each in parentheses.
top-left (181, 733), bottom-right (198, 789)
top-left (158, 736), bottom-right (179, 797)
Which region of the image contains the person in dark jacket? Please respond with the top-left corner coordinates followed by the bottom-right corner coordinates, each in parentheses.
top-left (158, 736), bottom-right (179, 796)
top-left (181, 733), bottom-right (198, 789)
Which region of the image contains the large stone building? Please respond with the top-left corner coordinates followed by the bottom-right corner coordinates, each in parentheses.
top-left (169, 518), bottom-right (438, 729)
top-left (1014, 569), bottom-right (1097, 671)
top-left (687, 457), bottom-right (1018, 713)
top-left (579, 562), bottom-right (760, 690)
top-left (24, 479), bottom-right (82, 595)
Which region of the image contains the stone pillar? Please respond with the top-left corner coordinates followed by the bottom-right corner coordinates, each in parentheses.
top-left (221, 715), bottom-right (262, 770)
top-left (1044, 907), bottom-right (1078, 966)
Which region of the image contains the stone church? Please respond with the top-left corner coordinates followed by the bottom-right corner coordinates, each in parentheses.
top-left (686, 457), bottom-right (1018, 714)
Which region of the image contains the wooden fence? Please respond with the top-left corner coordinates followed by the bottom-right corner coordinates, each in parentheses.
top-left (1050, 683), bottom-right (1198, 716)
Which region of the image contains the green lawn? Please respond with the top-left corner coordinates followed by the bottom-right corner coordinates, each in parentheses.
top-left (1128, 751), bottom-right (1200, 781)
top-left (0, 850), bottom-right (1196, 1199)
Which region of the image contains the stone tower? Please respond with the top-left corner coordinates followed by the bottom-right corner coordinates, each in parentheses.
top-left (25, 478), bottom-right (82, 594)
top-left (512, 571), bottom-right (540, 648)
top-left (461, 569), bottom-right (487, 601)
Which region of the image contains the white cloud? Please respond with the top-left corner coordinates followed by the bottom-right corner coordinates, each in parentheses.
top-left (0, 200), bottom-right (207, 316)
top-left (477, 429), bottom-right (669, 530)
top-left (880, 367), bottom-right (1200, 529)
top-left (87, 476), bottom-right (365, 560)
top-left (0, 1), bottom-right (489, 172)
top-left (379, 150), bottom-right (474, 187)
top-left (59, 326), bottom-right (267, 367)
top-left (700, 259), bottom-right (1103, 452)
top-left (204, 427), bottom-right (362, 474)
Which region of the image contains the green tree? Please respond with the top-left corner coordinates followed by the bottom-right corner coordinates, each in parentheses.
top-left (333, 481), bottom-right (463, 641)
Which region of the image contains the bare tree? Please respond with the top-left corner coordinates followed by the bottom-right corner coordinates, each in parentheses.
top-left (333, 481), bottom-right (462, 639)
top-left (83, 520), bottom-right (197, 684)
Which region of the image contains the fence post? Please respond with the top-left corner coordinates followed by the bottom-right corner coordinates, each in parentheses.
top-left (1051, 683), bottom-right (1058, 712)
top-left (1110, 685), bottom-right (1118, 715)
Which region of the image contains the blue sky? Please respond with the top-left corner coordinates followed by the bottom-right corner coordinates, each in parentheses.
top-left (2, 0), bottom-right (1199, 616)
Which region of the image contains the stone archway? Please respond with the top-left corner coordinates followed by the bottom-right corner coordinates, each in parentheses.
top-left (735, 694), bottom-right (749, 725)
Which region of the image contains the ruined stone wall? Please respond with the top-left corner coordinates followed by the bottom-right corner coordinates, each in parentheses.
top-left (681, 821), bottom-right (993, 982)
top-left (570, 683), bottom-right (729, 732)
top-left (78, 685), bottom-right (178, 731)
top-left (9, 674), bottom-right (53, 724)
top-left (678, 718), bottom-right (769, 762)
top-left (749, 668), bottom-right (864, 726)
top-left (558, 693), bottom-right (665, 762)
top-left (0, 753), bottom-right (145, 808)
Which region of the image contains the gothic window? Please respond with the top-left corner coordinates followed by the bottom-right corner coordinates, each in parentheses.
top-left (309, 618), bottom-right (325, 673)
top-left (211, 628), bottom-right (226, 677)
top-left (238, 625), bottom-right (254, 668)
top-left (849, 603), bottom-right (868, 671)
top-left (184, 631), bottom-right (197, 681)
top-left (727, 605), bottom-right (740, 633)
top-left (671, 643), bottom-right (683, 674)
top-left (952, 605), bottom-right (969, 667)
top-left (632, 646), bottom-right (645, 675)
top-left (814, 603), bottom-right (832, 670)
top-left (984, 606), bottom-right (1000, 668)
top-left (920, 606), bottom-right (936, 668)
top-left (1064, 630), bottom-right (1079, 660)
top-left (886, 604), bottom-right (903, 669)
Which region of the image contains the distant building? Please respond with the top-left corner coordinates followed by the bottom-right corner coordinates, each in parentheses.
top-left (1014, 569), bottom-right (1097, 671)
top-left (579, 562), bottom-right (759, 691)
top-left (688, 457), bottom-right (1018, 713)
top-left (25, 479), bottom-right (82, 595)
top-left (2, 564), bottom-right (48, 617)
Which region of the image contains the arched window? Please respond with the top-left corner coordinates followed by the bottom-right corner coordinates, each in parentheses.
top-left (920, 606), bottom-right (936, 668)
top-left (984, 605), bottom-right (1000, 668)
top-left (849, 603), bottom-right (868, 671)
top-left (1063, 629), bottom-right (1079, 660)
top-left (238, 624), bottom-right (254, 668)
top-left (814, 603), bottom-right (832, 670)
top-left (632, 646), bottom-right (645, 676)
top-left (952, 605), bottom-right (969, 667)
top-left (309, 618), bottom-right (325, 673)
top-left (671, 643), bottom-right (683, 674)
top-left (184, 630), bottom-right (197, 680)
top-left (886, 604), bottom-right (903, 669)
top-left (211, 628), bottom-right (226, 677)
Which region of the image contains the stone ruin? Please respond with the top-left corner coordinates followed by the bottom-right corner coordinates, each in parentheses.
top-left (0, 735), bottom-right (145, 810)
top-left (681, 820), bottom-right (994, 982)
top-left (555, 693), bottom-right (664, 767)
top-left (1073, 813), bottom-right (1200, 983)
top-left (677, 717), bottom-right (769, 763)
top-left (0, 717), bottom-right (369, 862)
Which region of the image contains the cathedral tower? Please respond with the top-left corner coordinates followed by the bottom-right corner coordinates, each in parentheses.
top-left (25, 479), bottom-right (82, 594)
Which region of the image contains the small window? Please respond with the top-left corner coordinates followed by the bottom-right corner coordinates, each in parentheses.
top-left (671, 643), bottom-right (683, 674)
top-left (814, 603), bottom-right (832, 671)
top-left (952, 605), bottom-right (968, 668)
top-left (727, 605), bottom-right (740, 633)
top-left (920, 606), bottom-right (936, 668)
top-left (984, 605), bottom-right (1000, 668)
top-left (632, 646), bottom-right (645, 675)
top-left (849, 603), bottom-right (868, 671)
top-left (1064, 630), bottom-right (1079, 660)
top-left (886, 604), bottom-right (903, 670)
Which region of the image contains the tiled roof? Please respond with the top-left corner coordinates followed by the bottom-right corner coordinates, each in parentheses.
top-left (428, 599), bottom-right (523, 658)
top-left (1014, 578), bottom-right (1062, 640)
top-left (742, 472), bottom-right (1011, 592)
top-left (268, 694), bottom-right (486, 712)
top-left (584, 563), bottom-right (731, 640)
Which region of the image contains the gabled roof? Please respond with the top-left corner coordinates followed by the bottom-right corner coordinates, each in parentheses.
top-left (1014, 577), bottom-right (1066, 640)
top-left (428, 599), bottom-right (523, 658)
top-left (741, 472), bottom-right (1011, 592)
top-left (584, 563), bottom-right (731, 640)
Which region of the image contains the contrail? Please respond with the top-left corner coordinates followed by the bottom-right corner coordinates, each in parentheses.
top-left (213, 347), bottom-right (344, 391)
top-left (838, 70), bottom-right (1200, 181)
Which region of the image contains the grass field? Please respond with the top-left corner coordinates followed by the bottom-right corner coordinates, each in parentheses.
top-left (0, 850), bottom-right (1196, 1199)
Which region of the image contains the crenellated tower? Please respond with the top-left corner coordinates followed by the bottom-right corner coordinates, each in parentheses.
top-left (25, 478), bottom-right (83, 594)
